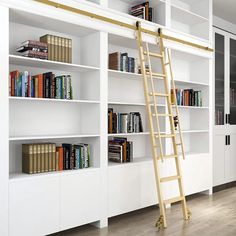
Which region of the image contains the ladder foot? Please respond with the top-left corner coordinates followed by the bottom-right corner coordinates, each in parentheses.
top-left (185, 208), bottom-right (191, 220)
top-left (155, 215), bottom-right (166, 231)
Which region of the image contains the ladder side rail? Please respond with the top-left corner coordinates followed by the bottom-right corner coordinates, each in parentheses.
top-left (166, 49), bottom-right (186, 160)
top-left (146, 43), bottom-right (165, 161)
top-left (158, 33), bottom-right (189, 220)
top-left (136, 22), bottom-right (167, 228)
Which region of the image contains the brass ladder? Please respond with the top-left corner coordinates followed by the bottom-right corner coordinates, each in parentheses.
top-left (136, 21), bottom-right (190, 230)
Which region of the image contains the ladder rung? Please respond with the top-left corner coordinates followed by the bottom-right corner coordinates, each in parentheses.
top-left (146, 72), bottom-right (166, 78)
top-left (165, 62), bottom-right (170, 66)
top-left (155, 134), bottom-right (175, 138)
top-left (149, 92), bottom-right (169, 97)
top-left (160, 175), bottom-right (180, 182)
top-left (144, 51), bottom-right (163, 58)
top-left (162, 154), bottom-right (178, 159)
top-left (176, 143), bottom-right (182, 146)
top-left (164, 196), bottom-right (184, 205)
top-left (152, 113), bottom-right (172, 117)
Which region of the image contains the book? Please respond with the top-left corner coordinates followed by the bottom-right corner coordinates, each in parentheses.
top-left (40, 34), bottom-right (54, 60)
top-left (109, 52), bottom-right (121, 70)
top-left (22, 144), bottom-right (34, 174)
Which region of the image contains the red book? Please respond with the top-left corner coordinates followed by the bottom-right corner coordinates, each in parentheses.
top-left (10, 70), bottom-right (19, 96)
top-left (56, 146), bottom-right (64, 171)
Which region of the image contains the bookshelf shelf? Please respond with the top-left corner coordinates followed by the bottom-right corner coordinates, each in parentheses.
top-left (108, 156), bottom-right (152, 168)
top-left (9, 97), bottom-right (100, 104)
top-left (9, 55), bottom-right (100, 73)
top-left (108, 101), bottom-right (165, 107)
top-left (9, 134), bottom-right (100, 141)
top-left (171, 4), bottom-right (209, 23)
top-left (176, 105), bottom-right (209, 109)
top-left (175, 78), bottom-right (209, 86)
top-left (108, 132), bottom-right (149, 137)
top-left (9, 167), bottom-right (99, 181)
top-left (108, 69), bottom-right (141, 80)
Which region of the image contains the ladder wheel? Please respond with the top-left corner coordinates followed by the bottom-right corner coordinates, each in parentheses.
top-left (155, 215), bottom-right (165, 231)
top-left (187, 208), bottom-right (191, 220)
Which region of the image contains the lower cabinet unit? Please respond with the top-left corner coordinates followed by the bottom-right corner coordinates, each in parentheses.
top-left (213, 133), bottom-right (236, 186)
top-left (9, 177), bottom-right (60, 236)
top-left (9, 170), bottom-right (101, 236)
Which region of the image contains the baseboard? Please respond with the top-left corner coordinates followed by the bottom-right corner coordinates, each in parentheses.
top-left (213, 181), bottom-right (236, 193)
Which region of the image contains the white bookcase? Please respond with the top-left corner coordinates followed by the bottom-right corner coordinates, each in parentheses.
top-left (0, 0), bottom-right (212, 235)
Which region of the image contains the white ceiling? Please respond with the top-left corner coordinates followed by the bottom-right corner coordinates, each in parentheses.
top-left (214, 0), bottom-right (236, 24)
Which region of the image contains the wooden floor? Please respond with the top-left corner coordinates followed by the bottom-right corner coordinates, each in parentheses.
top-left (52, 187), bottom-right (236, 236)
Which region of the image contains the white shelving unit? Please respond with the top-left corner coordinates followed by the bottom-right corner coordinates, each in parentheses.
top-left (0, 0), bottom-right (212, 235)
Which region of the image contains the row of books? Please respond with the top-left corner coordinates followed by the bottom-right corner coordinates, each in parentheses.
top-left (108, 137), bottom-right (133, 163)
top-left (40, 34), bottom-right (72, 63)
top-left (108, 108), bottom-right (143, 134)
top-left (9, 70), bottom-right (73, 100)
top-left (109, 52), bottom-right (136, 73)
top-left (130, 1), bottom-right (153, 22)
top-left (22, 143), bottom-right (90, 174)
top-left (170, 89), bottom-right (203, 107)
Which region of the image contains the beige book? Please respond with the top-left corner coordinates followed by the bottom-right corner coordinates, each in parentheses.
top-left (51, 35), bottom-right (55, 61)
top-left (40, 34), bottom-right (54, 61)
top-left (52, 144), bottom-right (56, 171)
top-left (61, 37), bottom-right (65, 63)
top-left (41, 144), bottom-right (45, 173)
top-left (68, 39), bottom-right (72, 63)
top-left (65, 38), bottom-right (69, 63)
top-left (48, 143), bottom-right (52, 172)
top-left (58, 37), bottom-right (62, 62)
top-left (33, 144), bottom-right (37, 174)
top-left (37, 144), bottom-right (41, 173)
top-left (56, 151), bottom-right (59, 171)
top-left (54, 36), bottom-right (58, 61)
top-left (44, 144), bottom-right (49, 172)
top-left (22, 144), bottom-right (34, 174)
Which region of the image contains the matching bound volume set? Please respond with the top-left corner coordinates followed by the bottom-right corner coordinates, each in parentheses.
top-left (22, 143), bottom-right (91, 174)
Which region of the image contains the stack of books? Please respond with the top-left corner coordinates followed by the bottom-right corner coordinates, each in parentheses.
top-left (108, 108), bottom-right (143, 133)
top-left (170, 88), bottom-right (203, 107)
top-left (9, 70), bottom-right (73, 100)
top-left (109, 52), bottom-right (136, 73)
top-left (16, 40), bottom-right (48, 60)
top-left (40, 34), bottom-right (72, 63)
top-left (108, 137), bottom-right (133, 163)
top-left (215, 109), bottom-right (224, 125)
top-left (130, 1), bottom-right (153, 22)
top-left (22, 143), bottom-right (91, 174)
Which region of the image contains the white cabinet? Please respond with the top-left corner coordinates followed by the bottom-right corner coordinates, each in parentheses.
top-left (9, 177), bottom-right (60, 236)
top-left (213, 27), bottom-right (236, 186)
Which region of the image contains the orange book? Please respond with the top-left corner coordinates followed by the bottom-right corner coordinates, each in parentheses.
top-left (35, 74), bottom-right (43, 98)
top-left (10, 70), bottom-right (19, 96)
top-left (56, 146), bottom-right (64, 171)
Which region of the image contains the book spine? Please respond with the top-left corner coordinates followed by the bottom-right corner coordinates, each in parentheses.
top-left (56, 151), bottom-right (59, 171)
top-left (68, 39), bottom-right (72, 63)
top-left (61, 38), bottom-right (65, 63)
top-left (37, 144), bottom-right (41, 173)
top-left (35, 76), bottom-right (39, 98)
top-left (54, 36), bottom-right (58, 61)
top-left (58, 37), bottom-right (62, 62)
top-left (33, 144), bottom-right (37, 174)
top-left (44, 144), bottom-right (49, 172)
top-left (52, 144), bottom-right (56, 171)
top-left (41, 144), bottom-right (45, 173)
top-left (51, 35), bottom-right (55, 61)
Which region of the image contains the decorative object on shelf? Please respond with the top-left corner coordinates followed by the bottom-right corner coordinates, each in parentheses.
top-left (40, 34), bottom-right (72, 63)
top-left (108, 108), bottom-right (143, 134)
top-left (130, 1), bottom-right (153, 22)
top-left (171, 88), bottom-right (202, 107)
top-left (16, 40), bottom-right (48, 60)
top-left (109, 52), bottom-right (136, 73)
top-left (22, 142), bottom-right (90, 174)
top-left (9, 70), bottom-right (73, 100)
top-left (108, 137), bottom-right (133, 163)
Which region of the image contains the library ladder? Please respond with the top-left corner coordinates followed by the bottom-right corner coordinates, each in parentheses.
top-left (136, 21), bottom-right (190, 230)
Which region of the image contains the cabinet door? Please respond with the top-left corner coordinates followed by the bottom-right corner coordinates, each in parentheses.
top-left (230, 37), bottom-right (236, 124)
top-left (9, 177), bottom-right (60, 236)
top-left (60, 170), bottom-right (100, 231)
top-left (225, 134), bottom-right (236, 182)
top-left (215, 32), bottom-right (225, 125)
top-left (213, 135), bottom-right (225, 186)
